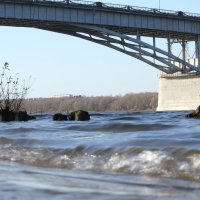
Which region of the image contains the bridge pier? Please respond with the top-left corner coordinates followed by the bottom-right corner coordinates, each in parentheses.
top-left (157, 74), bottom-right (200, 111)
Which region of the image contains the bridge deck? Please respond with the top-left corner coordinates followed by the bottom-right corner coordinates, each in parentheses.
top-left (0, 0), bottom-right (199, 40)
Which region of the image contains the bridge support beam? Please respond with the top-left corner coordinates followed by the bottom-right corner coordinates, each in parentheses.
top-left (196, 35), bottom-right (200, 69)
top-left (182, 40), bottom-right (187, 72)
top-left (157, 74), bottom-right (200, 111)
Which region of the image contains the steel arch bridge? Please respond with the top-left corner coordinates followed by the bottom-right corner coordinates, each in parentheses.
top-left (1, 0), bottom-right (200, 74)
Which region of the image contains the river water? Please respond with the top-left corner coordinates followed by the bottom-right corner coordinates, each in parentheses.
top-left (1, 111), bottom-right (200, 199)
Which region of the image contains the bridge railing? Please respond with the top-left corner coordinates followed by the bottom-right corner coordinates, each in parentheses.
top-left (40, 0), bottom-right (200, 18)
top-left (1, 0), bottom-right (200, 19)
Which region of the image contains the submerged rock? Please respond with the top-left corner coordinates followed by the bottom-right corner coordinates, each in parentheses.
top-left (69, 110), bottom-right (90, 121)
top-left (186, 106), bottom-right (200, 118)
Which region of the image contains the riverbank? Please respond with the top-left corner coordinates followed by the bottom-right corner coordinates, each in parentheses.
top-left (24, 92), bottom-right (158, 113)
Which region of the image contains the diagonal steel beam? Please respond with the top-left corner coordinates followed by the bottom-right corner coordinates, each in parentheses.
top-left (70, 32), bottom-right (172, 73)
top-left (88, 32), bottom-right (181, 73)
top-left (74, 24), bottom-right (199, 73)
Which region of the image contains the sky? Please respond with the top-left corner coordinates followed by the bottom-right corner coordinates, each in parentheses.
top-left (0, 0), bottom-right (199, 98)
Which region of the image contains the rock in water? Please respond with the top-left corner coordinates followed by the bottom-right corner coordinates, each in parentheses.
top-left (0, 109), bottom-right (15, 122)
top-left (0, 109), bottom-right (35, 122)
top-left (15, 111), bottom-right (33, 121)
top-left (53, 111), bottom-right (90, 121)
top-left (69, 110), bottom-right (90, 121)
top-left (53, 113), bottom-right (68, 121)
top-left (186, 106), bottom-right (200, 118)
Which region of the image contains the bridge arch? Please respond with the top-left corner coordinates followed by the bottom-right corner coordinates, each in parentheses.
top-left (43, 24), bottom-right (199, 74)
top-left (0, 0), bottom-right (200, 74)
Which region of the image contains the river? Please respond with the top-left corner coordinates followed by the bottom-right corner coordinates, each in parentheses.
top-left (0, 111), bottom-right (200, 199)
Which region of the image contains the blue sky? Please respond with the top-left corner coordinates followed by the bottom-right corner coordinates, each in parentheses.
top-left (0, 0), bottom-right (198, 98)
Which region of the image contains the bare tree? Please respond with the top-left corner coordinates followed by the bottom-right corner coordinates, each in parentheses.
top-left (0, 62), bottom-right (30, 112)
top-left (0, 63), bottom-right (32, 121)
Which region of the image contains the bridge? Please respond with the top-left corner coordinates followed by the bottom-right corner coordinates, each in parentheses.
top-left (1, 0), bottom-right (200, 111)
top-left (0, 0), bottom-right (200, 74)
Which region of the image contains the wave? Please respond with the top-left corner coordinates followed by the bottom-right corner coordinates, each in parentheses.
top-left (66, 123), bottom-right (173, 133)
top-left (0, 144), bottom-right (200, 182)
top-left (111, 117), bottom-right (140, 121)
top-left (2, 127), bottom-right (39, 134)
top-left (1, 123), bottom-right (174, 135)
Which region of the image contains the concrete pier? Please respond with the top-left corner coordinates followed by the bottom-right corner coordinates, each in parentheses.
top-left (157, 74), bottom-right (200, 111)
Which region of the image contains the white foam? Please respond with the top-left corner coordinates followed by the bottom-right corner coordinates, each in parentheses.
top-left (189, 154), bottom-right (200, 170)
top-left (104, 150), bottom-right (172, 175)
top-left (178, 161), bottom-right (190, 171)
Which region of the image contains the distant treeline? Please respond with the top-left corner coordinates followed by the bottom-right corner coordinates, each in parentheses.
top-left (24, 92), bottom-right (158, 113)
